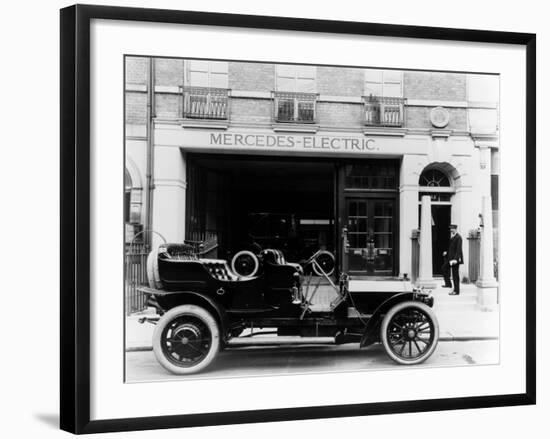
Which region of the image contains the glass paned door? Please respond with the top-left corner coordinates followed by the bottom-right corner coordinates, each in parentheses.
top-left (345, 198), bottom-right (395, 275)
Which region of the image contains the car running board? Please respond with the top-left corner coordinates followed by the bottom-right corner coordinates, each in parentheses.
top-left (227, 336), bottom-right (336, 346)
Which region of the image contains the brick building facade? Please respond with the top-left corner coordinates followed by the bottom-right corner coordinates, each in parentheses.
top-left (124, 56), bottom-right (499, 284)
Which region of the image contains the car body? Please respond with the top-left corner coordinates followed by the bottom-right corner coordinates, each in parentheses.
top-left (140, 243), bottom-right (439, 374)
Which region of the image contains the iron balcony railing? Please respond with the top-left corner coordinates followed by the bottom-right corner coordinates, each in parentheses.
top-left (273, 91), bottom-right (318, 124)
top-left (181, 86), bottom-right (230, 120)
top-left (363, 96), bottom-right (406, 127)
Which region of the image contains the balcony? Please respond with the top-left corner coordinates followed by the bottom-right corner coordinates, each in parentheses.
top-left (181, 86), bottom-right (230, 120)
top-left (363, 96), bottom-right (405, 127)
top-left (273, 91), bottom-right (318, 124)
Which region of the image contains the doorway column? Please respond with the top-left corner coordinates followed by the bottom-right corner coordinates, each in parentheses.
top-left (151, 146), bottom-right (187, 247)
top-left (476, 195), bottom-right (498, 308)
top-left (399, 185), bottom-right (418, 278)
top-left (417, 195), bottom-right (436, 288)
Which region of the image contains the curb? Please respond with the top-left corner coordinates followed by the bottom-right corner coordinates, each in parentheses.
top-left (125, 336), bottom-right (499, 353)
top-left (438, 335), bottom-right (498, 342)
top-left (127, 346), bottom-right (153, 352)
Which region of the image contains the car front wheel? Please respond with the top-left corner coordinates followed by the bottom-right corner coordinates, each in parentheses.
top-left (153, 304), bottom-right (220, 374)
top-left (380, 301), bottom-right (439, 365)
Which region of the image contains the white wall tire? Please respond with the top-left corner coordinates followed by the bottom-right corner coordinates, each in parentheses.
top-left (380, 301), bottom-right (439, 365)
top-left (152, 305), bottom-right (220, 375)
top-left (231, 250), bottom-right (259, 278)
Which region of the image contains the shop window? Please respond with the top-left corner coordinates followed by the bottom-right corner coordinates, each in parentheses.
top-left (344, 162), bottom-right (397, 190)
top-left (185, 162), bottom-right (223, 247)
top-left (363, 69), bottom-right (405, 127)
top-left (182, 60), bottom-right (230, 119)
top-left (274, 65), bottom-right (317, 123)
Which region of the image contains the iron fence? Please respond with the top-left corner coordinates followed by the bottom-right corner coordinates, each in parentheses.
top-left (364, 96), bottom-right (405, 127)
top-left (125, 241), bottom-right (150, 315)
top-left (273, 91), bottom-right (318, 123)
top-left (410, 229), bottom-right (420, 282)
top-left (181, 86), bottom-right (230, 119)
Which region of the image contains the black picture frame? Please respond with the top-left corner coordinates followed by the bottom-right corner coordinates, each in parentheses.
top-left (60, 4), bottom-right (536, 434)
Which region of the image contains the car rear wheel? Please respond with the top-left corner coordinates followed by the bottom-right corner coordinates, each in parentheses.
top-left (153, 305), bottom-right (220, 374)
top-left (380, 301), bottom-right (439, 365)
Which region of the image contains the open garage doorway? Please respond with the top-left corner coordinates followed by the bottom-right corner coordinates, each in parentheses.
top-left (185, 154), bottom-right (335, 271)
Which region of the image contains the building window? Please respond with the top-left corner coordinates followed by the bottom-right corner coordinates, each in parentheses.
top-left (273, 65), bottom-right (317, 123)
top-left (182, 60), bottom-right (230, 119)
top-left (419, 169), bottom-right (451, 187)
top-left (272, 91), bottom-right (317, 123)
top-left (185, 60), bottom-right (228, 88)
top-left (125, 169), bottom-right (132, 224)
top-left (364, 69), bottom-right (403, 97)
top-left (276, 65), bottom-right (316, 93)
top-left (418, 168), bottom-right (454, 204)
top-left (344, 162), bottom-right (398, 190)
top-left (363, 69), bottom-right (405, 127)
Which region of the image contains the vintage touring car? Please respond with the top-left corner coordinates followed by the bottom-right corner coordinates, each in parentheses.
top-left (139, 243), bottom-right (439, 374)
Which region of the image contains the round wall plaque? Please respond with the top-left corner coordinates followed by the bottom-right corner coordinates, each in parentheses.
top-left (430, 106), bottom-right (450, 128)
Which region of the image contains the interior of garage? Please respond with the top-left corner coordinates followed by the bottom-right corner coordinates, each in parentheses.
top-left (185, 154), bottom-right (335, 266)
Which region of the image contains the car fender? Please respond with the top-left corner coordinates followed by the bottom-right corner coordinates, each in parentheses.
top-left (359, 292), bottom-right (415, 348)
top-left (155, 290), bottom-right (229, 343)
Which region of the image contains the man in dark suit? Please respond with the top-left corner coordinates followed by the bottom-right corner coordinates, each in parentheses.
top-left (442, 224), bottom-right (463, 295)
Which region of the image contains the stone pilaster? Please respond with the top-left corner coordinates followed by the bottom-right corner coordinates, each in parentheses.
top-left (476, 195), bottom-right (498, 309)
top-left (417, 195), bottom-right (436, 288)
top-left (151, 146), bottom-right (187, 247)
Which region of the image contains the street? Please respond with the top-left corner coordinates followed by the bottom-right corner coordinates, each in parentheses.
top-left (125, 339), bottom-right (499, 382)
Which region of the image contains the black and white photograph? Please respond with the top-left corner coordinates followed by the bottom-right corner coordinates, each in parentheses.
top-left (123, 57), bottom-right (501, 381)
top-left (2, 0), bottom-right (544, 436)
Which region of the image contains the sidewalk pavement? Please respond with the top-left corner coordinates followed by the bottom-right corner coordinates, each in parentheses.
top-left (125, 283), bottom-right (499, 351)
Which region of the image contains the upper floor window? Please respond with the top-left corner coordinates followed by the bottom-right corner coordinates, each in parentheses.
top-left (182, 60), bottom-right (230, 119)
top-left (185, 60), bottom-right (228, 88)
top-left (363, 69), bottom-right (405, 127)
top-left (274, 65), bottom-right (317, 123)
top-left (276, 64), bottom-right (316, 93)
top-left (364, 69), bottom-right (403, 97)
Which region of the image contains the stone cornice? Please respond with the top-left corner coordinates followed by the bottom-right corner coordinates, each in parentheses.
top-left (471, 132), bottom-right (499, 148)
top-left (151, 118), bottom-right (480, 140)
top-left (181, 119), bottom-right (229, 130)
top-left (271, 123), bottom-right (320, 134)
top-left (363, 127), bottom-right (407, 137)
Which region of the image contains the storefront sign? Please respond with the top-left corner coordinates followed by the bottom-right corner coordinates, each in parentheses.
top-left (209, 133), bottom-right (377, 151)
top-left (154, 126), bottom-right (439, 156)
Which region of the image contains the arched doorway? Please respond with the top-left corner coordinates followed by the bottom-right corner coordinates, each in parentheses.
top-left (418, 167), bottom-right (455, 275)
